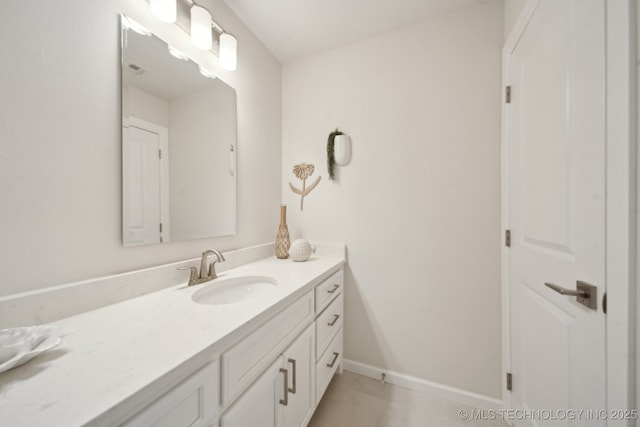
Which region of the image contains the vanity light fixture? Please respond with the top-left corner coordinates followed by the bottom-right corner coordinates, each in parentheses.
top-left (191, 4), bottom-right (213, 51)
top-left (219, 33), bottom-right (237, 71)
top-left (147, 0), bottom-right (238, 71)
top-left (150, 0), bottom-right (177, 23)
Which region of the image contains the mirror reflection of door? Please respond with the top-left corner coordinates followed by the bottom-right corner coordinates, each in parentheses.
top-left (123, 123), bottom-right (164, 246)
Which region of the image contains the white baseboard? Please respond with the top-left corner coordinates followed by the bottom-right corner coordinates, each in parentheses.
top-left (342, 359), bottom-right (504, 411)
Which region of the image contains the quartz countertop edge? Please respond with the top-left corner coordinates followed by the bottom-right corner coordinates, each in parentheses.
top-left (0, 254), bottom-right (345, 427)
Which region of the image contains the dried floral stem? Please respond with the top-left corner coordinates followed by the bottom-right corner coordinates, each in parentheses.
top-left (289, 163), bottom-right (321, 211)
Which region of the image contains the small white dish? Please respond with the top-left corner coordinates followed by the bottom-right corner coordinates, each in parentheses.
top-left (0, 325), bottom-right (64, 373)
top-left (0, 331), bottom-right (33, 362)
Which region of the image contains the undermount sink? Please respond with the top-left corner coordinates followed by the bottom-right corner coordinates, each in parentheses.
top-left (191, 276), bottom-right (277, 305)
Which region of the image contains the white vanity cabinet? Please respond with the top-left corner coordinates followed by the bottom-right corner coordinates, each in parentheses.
top-left (282, 323), bottom-right (316, 427)
top-left (219, 357), bottom-right (283, 427)
top-left (220, 267), bottom-right (344, 427)
top-left (220, 292), bottom-right (315, 406)
top-left (123, 361), bottom-right (220, 427)
top-left (220, 324), bottom-right (315, 427)
top-left (121, 268), bottom-right (344, 427)
top-left (314, 270), bottom-right (344, 404)
top-left (0, 250), bottom-right (347, 427)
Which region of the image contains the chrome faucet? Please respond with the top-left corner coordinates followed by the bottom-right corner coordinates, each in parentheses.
top-left (202, 249), bottom-right (225, 279)
top-left (178, 249), bottom-right (226, 286)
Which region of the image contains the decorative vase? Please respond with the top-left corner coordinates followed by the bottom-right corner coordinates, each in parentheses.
top-left (290, 239), bottom-right (316, 262)
top-left (275, 205), bottom-right (291, 259)
top-left (333, 134), bottom-right (351, 165)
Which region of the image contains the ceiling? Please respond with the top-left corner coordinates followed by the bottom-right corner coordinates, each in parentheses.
top-left (222, 0), bottom-right (494, 62)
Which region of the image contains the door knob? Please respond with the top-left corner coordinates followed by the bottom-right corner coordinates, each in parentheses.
top-left (544, 281), bottom-right (597, 310)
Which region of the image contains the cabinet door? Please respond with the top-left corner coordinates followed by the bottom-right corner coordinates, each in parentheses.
top-left (220, 357), bottom-right (284, 427)
top-left (123, 361), bottom-right (219, 427)
top-left (282, 324), bottom-right (315, 427)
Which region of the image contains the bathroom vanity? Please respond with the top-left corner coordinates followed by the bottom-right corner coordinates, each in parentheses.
top-left (0, 248), bottom-right (345, 427)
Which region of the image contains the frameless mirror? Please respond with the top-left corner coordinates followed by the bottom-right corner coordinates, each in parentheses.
top-left (121, 16), bottom-right (237, 246)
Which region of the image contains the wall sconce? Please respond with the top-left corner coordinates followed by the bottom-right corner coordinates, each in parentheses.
top-left (150, 0), bottom-right (177, 23)
top-left (147, 0), bottom-right (238, 71)
top-left (190, 5), bottom-right (212, 50)
top-left (219, 33), bottom-right (237, 71)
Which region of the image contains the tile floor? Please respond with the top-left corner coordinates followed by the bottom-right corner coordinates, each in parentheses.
top-left (308, 371), bottom-right (508, 427)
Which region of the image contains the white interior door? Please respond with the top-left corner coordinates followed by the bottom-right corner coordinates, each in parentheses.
top-left (123, 125), bottom-right (161, 246)
top-left (506, 0), bottom-right (606, 425)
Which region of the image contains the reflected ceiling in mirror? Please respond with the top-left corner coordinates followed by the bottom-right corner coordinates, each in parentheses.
top-left (121, 17), bottom-right (237, 247)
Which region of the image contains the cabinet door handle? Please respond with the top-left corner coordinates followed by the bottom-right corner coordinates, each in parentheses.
top-left (327, 284), bottom-right (340, 294)
top-left (288, 358), bottom-right (297, 394)
top-left (327, 314), bottom-right (340, 326)
top-left (279, 368), bottom-right (289, 406)
top-left (326, 352), bottom-right (340, 368)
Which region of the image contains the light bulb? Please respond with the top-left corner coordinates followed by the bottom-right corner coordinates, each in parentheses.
top-left (150, 0), bottom-right (176, 24)
top-left (191, 6), bottom-right (212, 50)
top-left (219, 33), bottom-right (237, 71)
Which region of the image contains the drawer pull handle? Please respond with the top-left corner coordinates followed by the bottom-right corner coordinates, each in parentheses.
top-left (326, 352), bottom-right (340, 368)
top-left (327, 314), bottom-right (340, 326)
top-left (327, 284), bottom-right (340, 294)
top-left (288, 358), bottom-right (297, 394)
top-left (279, 368), bottom-right (289, 406)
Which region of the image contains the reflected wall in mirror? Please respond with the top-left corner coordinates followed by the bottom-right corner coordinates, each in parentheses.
top-left (121, 16), bottom-right (237, 247)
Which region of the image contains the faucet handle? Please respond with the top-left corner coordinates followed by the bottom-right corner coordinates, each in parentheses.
top-left (178, 266), bottom-right (198, 286)
top-left (208, 260), bottom-right (220, 280)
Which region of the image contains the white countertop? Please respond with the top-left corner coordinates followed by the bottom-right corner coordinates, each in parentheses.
top-left (0, 254), bottom-right (345, 427)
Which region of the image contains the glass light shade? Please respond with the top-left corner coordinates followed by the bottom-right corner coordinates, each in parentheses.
top-left (219, 33), bottom-right (238, 71)
top-left (191, 6), bottom-right (212, 50)
top-left (150, 0), bottom-right (176, 23)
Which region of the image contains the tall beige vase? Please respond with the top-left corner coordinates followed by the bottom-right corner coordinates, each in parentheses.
top-left (275, 205), bottom-right (291, 259)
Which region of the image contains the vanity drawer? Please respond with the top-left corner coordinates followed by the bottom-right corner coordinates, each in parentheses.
top-left (315, 269), bottom-right (343, 314)
top-left (315, 293), bottom-right (343, 360)
top-left (221, 291), bottom-right (314, 406)
top-left (123, 361), bottom-right (219, 427)
top-left (315, 328), bottom-right (343, 404)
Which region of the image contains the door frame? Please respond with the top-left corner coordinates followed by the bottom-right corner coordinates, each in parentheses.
top-left (500, 0), bottom-right (637, 415)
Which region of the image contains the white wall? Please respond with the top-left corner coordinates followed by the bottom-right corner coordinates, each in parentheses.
top-left (282, 2), bottom-right (504, 398)
top-left (169, 84), bottom-right (236, 239)
top-left (0, 0), bottom-right (281, 297)
top-left (504, 0), bottom-right (527, 39)
top-left (125, 86), bottom-right (170, 127)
